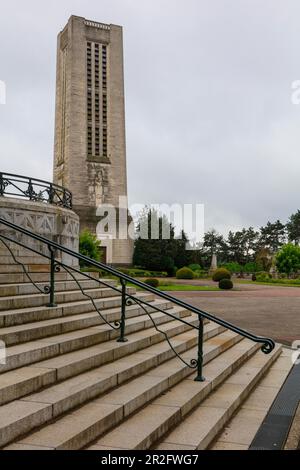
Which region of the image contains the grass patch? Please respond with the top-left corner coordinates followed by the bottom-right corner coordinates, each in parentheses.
top-left (125, 282), bottom-right (219, 291)
top-left (158, 285), bottom-right (219, 291)
top-left (236, 279), bottom-right (300, 288)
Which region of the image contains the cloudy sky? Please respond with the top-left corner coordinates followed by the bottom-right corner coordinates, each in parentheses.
top-left (1, 0), bottom-right (300, 236)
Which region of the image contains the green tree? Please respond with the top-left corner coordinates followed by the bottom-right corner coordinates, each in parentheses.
top-left (203, 229), bottom-right (228, 265)
top-left (286, 210), bottom-right (300, 245)
top-left (227, 230), bottom-right (246, 265)
top-left (259, 220), bottom-right (286, 254)
top-left (276, 243), bottom-right (300, 275)
top-left (174, 230), bottom-right (190, 269)
top-left (255, 247), bottom-right (272, 272)
top-left (133, 208), bottom-right (179, 275)
top-left (79, 230), bottom-right (102, 267)
top-left (243, 227), bottom-right (259, 262)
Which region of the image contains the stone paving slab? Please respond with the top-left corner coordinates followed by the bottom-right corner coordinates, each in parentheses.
top-left (172, 284), bottom-right (300, 345)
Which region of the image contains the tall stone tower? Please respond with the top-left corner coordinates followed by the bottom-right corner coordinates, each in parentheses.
top-left (53, 15), bottom-right (133, 265)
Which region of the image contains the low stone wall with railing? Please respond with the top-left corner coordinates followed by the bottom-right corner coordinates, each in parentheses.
top-left (0, 197), bottom-right (79, 270)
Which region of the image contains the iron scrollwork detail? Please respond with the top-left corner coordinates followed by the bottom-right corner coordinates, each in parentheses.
top-left (0, 172), bottom-right (72, 209)
top-left (124, 294), bottom-right (198, 370)
top-left (61, 264), bottom-right (121, 331)
top-left (0, 236), bottom-right (51, 295)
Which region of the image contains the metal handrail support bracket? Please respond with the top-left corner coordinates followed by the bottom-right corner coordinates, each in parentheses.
top-left (117, 278), bottom-right (128, 343)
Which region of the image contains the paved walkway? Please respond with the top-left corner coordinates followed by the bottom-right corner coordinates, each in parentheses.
top-left (168, 283), bottom-right (300, 345)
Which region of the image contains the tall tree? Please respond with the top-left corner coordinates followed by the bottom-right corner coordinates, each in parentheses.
top-left (276, 243), bottom-right (300, 275)
top-left (227, 231), bottom-right (246, 265)
top-left (202, 229), bottom-right (228, 266)
top-left (243, 227), bottom-right (259, 262)
top-left (174, 230), bottom-right (190, 269)
top-left (286, 210), bottom-right (300, 245)
top-left (258, 220), bottom-right (286, 253)
top-left (133, 208), bottom-right (189, 274)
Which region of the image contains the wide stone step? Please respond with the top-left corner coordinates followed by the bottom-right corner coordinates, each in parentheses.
top-left (152, 345), bottom-right (282, 450)
top-left (0, 261), bottom-right (50, 273)
top-left (210, 347), bottom-right (293, 450)
top-left (0, 285), bottom-right (136, 311)
top-left (0, 315), bottom-right (207, 407)
top-left (2, 328), bottom-right (240, 449)
top-left (0, 325), bottom-right (222, 447)
top-left (0, 298), bottom-right (174, 346)
top-left (0, 278), bottom-right (117, 297)
top-left (0, 271), bottom-right (101, 285)
top-left (0, 292), bottom-right (155, 327)
top-left (0, 308), bottom-right (196, 374)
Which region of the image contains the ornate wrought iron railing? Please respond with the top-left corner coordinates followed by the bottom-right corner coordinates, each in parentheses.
top-left (0, 216), bottom-right (275, 381)
top-left (0, 172), bottom-right (72, 209)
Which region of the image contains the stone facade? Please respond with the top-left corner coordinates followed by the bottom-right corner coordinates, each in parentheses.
top-left (0, 197), bottom-right (79, 269)
top-left (53, 15), bottom-right (133, 265)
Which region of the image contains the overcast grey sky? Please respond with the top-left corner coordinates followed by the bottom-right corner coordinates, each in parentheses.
top-left (1, 0), bottom-right (300, 235)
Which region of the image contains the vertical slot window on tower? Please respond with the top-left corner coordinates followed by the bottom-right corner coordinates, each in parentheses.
top-left (87, 42), bottom-right (92, 88)
top-left (87, 42), bottom-right (93, 157)
top-left (102, 45), bottom-right (107, 91)
top-left (87, 126), bottom-right (92, 156)
top-left (102, 44), bottom-right (108, 157)
top-left (95, 127), bottom-right (100, 156)
top-left (86, 41), bottom-right (109, 160)
top-left (103, 127), bottom-right (107, 157)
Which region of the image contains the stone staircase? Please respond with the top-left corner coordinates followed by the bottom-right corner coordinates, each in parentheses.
top-left (0, 266), bottom-right (293, 450)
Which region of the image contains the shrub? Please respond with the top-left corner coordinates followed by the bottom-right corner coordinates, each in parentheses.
top-left (212, 268), bottom-right (231, 282)
top-left (244, 262), bottom-right (261, 274)
top-left (144, 278), bottom-right (160, 288)
top-left (176, 267), bottom-right (194, 279)
top-left (221, 262), bottom-right (242, 274)
top-left (276, 243), bottom-right (300, 275)
top-left (193, 270), bottom-right (209, 279)
top-left (128, 269), bottom-right (151, 277)
top-left (219, 279), bottom-right (233, 290)
top-left (148, 271), bottom-right (168, 278)
top-left (256, 271), bottom-right (272, 282)
top-left (79, 230), bottom-right (102, 268)
top-left (188, 264), bottom-right (202, 272)
top-left (117, 268), bottom-right (130, 275)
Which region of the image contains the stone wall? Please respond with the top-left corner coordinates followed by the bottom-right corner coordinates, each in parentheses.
top-left (0, 197), bottom-right (79, 270)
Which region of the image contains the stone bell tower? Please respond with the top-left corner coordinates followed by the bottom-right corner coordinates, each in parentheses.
top-left (53, 15), bottom-right (133, 265)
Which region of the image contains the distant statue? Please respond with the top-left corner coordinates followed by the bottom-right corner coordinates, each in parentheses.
top-left (269, 255), bottom-right (278, 279)
top-left (209, 252), bottom-right (218, 275)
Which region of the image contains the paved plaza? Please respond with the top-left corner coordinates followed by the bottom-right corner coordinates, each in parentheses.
top-left (171, 282), bottom-right (300, 346)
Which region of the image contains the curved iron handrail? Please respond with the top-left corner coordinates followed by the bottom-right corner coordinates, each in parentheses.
top-left (0, 231), bottom-right (201, 370)
top-left (0, 216), bottom-right (276, 380)
top-left (0, 172), bottom-right (72, 209)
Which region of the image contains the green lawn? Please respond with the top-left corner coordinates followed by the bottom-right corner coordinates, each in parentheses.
top-left (158, 285), bottom-right (219, 292)
top-left (236, 279), bottom-right (300, 288)
top-left (126, 282), bottom-right (219, 292)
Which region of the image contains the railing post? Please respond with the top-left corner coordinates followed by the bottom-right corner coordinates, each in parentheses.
top-left (47, 246), bottom-right (57, 308)
top-left (117, 278), bottom-right (128, 343)
top-left (194, 314), bottom-right (205, 382)
top-left (0, 173), bottom-right (3, 196)
top-left (48, 183), bottom-right (54, 204)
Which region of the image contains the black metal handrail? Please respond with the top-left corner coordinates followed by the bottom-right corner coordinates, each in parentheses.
top-left (0, 216), bottom-right (275, 381)
top-left (0, 172), bottom-right (72, 209)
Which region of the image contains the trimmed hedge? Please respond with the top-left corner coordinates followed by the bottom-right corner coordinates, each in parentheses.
top-left (176, 267), bottom-right (194, 280)
top-left (212, 268), bottom-right (231, 282)
top-left (188, 264), bottom-right (202, 272)
top-left (144, 278), bottom-right (160, 288)
top-left (219, 279), bottom-right (233, 290)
